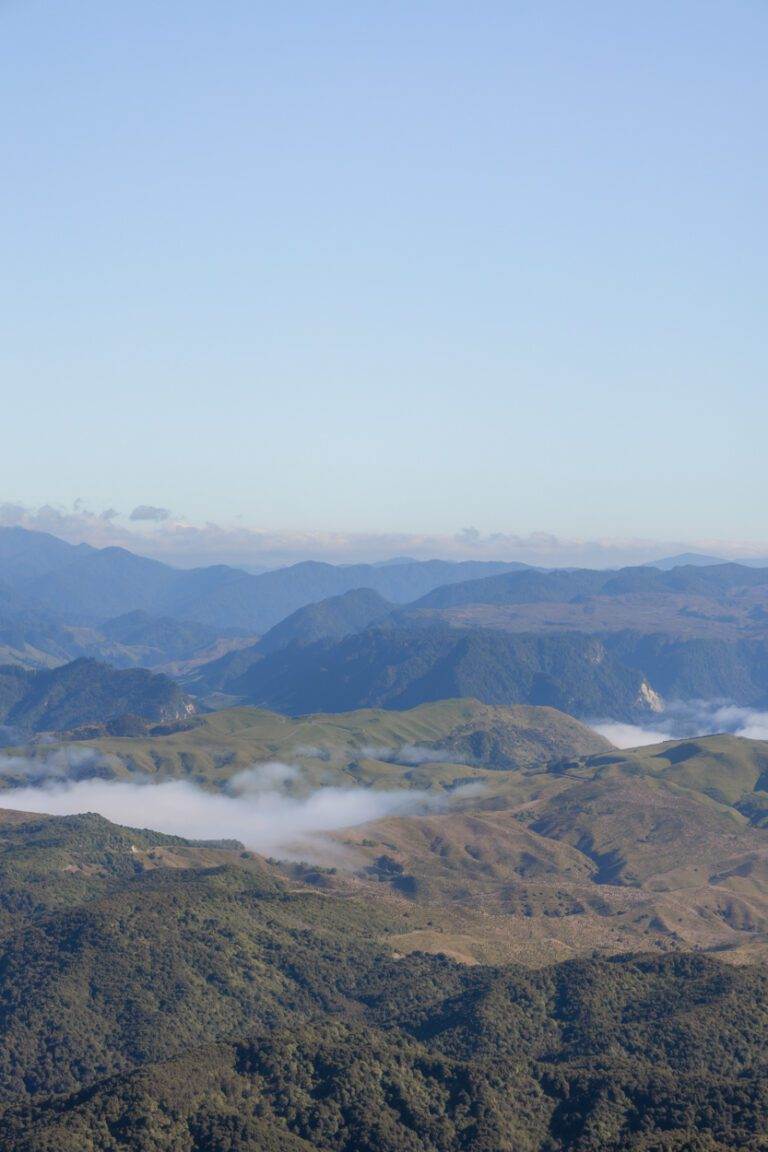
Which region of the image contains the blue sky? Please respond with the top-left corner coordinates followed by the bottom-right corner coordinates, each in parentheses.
top-left (1, 1), bottom-right (766, 565)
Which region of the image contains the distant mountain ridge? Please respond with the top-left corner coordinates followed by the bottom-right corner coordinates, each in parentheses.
top-left (652, 551), bottom-right (768, 569)
top-left (650, 551), bottom-right (731, 569)
top-left (255, 587), bottom-right (393, 655)
top-left (0, 526), bottom-right (95, 582)
top-left (410, 561), bottom-right (768, 611)
top-left (6, 527), bottom-right (768, 720)
top-left (184, 557), bottom-right (768, 718)
top-left (0, 527), bottom-right (528, 634)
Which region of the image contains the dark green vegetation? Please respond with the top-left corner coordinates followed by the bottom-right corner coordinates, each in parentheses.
top-left (188, 625), bottom-right (660, 718)
top-left (0, 808), bottom-right (767, 1149)
top-left (0, 658), bottom-right (194, 736)
top-left (193, 587), bottom-right (395, 695)
top-left (186, 564), bottom-right (768, 719)
top-left (256, 586), bottom-right (393, 654)
top-left (1, 706), bottom-right (768, 1145)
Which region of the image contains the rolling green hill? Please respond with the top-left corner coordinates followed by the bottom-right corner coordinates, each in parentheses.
top-left (2, 699), bottom-right (611, 786)
top-left (9, 712), bottom-right (768, 966)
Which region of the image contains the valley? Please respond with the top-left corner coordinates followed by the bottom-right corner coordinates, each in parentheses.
top-left (2, 720), bottom-right (768, 1148)
top-left (5, 702), bottom-right (768, 967)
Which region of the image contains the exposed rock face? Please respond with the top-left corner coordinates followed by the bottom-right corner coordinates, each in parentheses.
top-left (638, 680), bottom-right (665, 712)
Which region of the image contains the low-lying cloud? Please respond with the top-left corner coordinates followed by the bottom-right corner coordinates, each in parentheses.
top-left (360, 744), bottom-right (465, 766)
top-left (0, 756), bottom-right (475, 860)
top-left (0, 747), bottom-right (122, 782)
top-left (591, 722), bottom-right (674, 749)
top-left (592, 702), bottom-right (768, 749)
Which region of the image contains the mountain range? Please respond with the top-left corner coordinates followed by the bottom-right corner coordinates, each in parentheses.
top-left (1, 559), bottom-right (768, 1148)
top-left (4, 526), bottom-right (768, 727)
top-left (190, 625), bottom-right (657, 718)
top-left (183, 563), bottom-right (768, 720)
top-left (0, 526), bottom-right (526, 635)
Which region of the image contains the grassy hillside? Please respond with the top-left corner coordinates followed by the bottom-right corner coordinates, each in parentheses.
top-left (328, 732), bottom-right (768, 965)
top-left (2, 699), bottom-right (610, 788)
top-left (0, 695), bottom-right (612, 797)
top-left (8, 715), bottom-right (768, 966)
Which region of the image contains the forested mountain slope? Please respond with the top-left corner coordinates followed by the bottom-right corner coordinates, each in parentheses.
top-left (0, 808), bottom-right (766, 1150)
top-left (0, 658), bottom-right (194, 734)
top-left (190, 625), bottom-right (659, 719)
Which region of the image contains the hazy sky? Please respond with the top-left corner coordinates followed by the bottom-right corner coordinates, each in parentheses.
top-left (2, 1), bottom-right (766, 561)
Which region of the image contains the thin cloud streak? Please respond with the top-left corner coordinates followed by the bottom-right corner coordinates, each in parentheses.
top-left (360, 744), bottom-right (466, 766)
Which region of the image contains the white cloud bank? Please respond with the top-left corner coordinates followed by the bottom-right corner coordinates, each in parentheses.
top-left (0, 747), bottom-right (122, 781)
top-left (4, 501), bottom-right (768, 570)
top-left (591, 722), bottom-right (675, 748)
top-left (0, 758), bottom-right (475, 860)
top-left (593, 703), bottom-right (768, 749)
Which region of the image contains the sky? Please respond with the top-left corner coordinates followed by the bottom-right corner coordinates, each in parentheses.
top-left (1, 1), bottom-right (767, 568)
